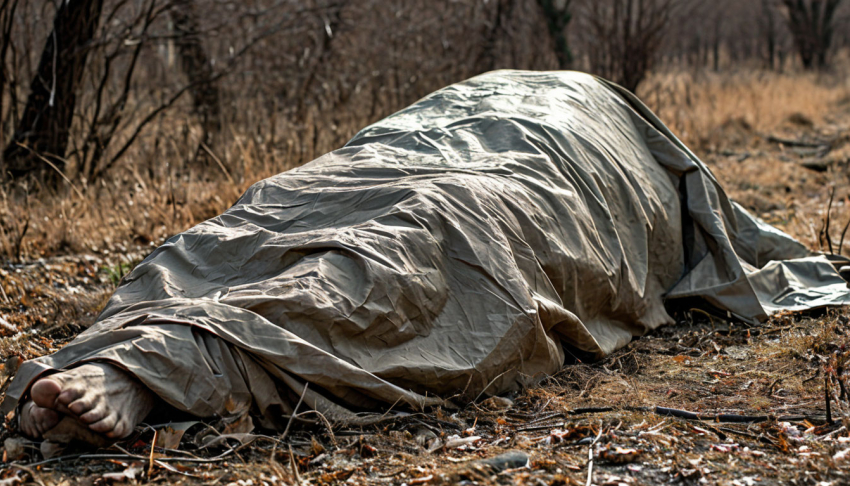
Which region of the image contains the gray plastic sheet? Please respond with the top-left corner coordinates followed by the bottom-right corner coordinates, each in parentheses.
top-left (4, 71), bottom-right (849, 425)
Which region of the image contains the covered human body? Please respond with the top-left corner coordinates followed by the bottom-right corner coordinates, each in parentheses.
top-left (6, 71), bottom-right (849, 430)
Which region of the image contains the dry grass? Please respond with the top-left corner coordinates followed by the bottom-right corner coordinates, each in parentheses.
top-left (2, 67), bottom-right (850, 262)
top-left (640, 68), bottom-right (850, 152)
top-left (0, 128), bottom-right (291, 261)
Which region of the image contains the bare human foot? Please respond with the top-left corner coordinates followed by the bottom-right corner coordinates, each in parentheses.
top-left (19, 363), bottom-right (155, 442)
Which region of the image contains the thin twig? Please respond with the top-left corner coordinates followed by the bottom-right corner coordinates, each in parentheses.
top-left (13, 143), bottom-right (84, 199)
top-left (293, 410), bottom-right (337, 447)
top-left (289, 445), bottom-right (303, 485)
top-left (819, 425), bottom-right (846, 440)
top-left (11, 453), bottom-right (138, 468)
top-left (473, 370), bottom-right (511, 403)
top-left (528, 412), bottom-right (567, 424)
top-left (715, 427), bottom-right (777, 447)
top-left (280, 382), bottom-right (309, 442)
top-left (585, 423), bottom-right (604, 486)
top-left (653, 406), bottom-right (775, 423)
top-left (148, 428), bottom-right (159, 478)
top-left (200, 142), bottom-right (234, 184)
top-left (376, 395), bottom-right (405, 422)
top-left (823, 187), bottom-right (835, 254)
top-left (516, 421), bottom-right (566, 433)
top-left (569, 407), bottom-right (615, 415)
top-left (153, 449), bottom-right (237, 463)
top-left (11, 448), bottom-right (238, 469)
top-left (839, 203), bottom-right (850, 256)
top-left (826, 375), bottom-right (834, 424)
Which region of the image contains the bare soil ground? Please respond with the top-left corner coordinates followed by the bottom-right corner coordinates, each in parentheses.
top-left (1, 87), bottom-right (850, 486)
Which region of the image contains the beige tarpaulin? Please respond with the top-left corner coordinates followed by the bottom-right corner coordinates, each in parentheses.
top-left (4, 71), bottom-right (849, 427)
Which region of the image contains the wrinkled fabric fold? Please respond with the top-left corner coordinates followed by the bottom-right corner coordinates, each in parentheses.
top-left (5, 70), bottom-right (849, 424)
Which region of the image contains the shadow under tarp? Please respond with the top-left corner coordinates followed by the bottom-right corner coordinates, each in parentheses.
top-left (5, 71), bottom-right (849, 427)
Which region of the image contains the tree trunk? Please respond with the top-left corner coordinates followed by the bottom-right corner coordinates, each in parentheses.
top-left (713, 15), bottom-right (721, 71)
top-left (476, 0), bottom-right (510, 71)
top-left (538, 0), bottom-right (573, 69)
top-left (2, 0), bottom-right (104, 181)
top-left (170, 0), bottom-right (221, 145)
top-left (762, 0), bottom-right (777, 69)
top-left (0, 0), bottom-right (20, 152)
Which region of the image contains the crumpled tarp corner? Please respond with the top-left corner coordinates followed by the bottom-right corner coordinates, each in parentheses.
top-left (4, 70), bottom-right (849, 425)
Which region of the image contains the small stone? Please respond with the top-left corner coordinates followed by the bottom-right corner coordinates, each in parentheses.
top-left (481, 396), bottom-right (514, 410)
top-left (723, 345), bottom-right (750, 361)
top-left (414, 427), bottom-right (437, 447)
top-left (475, 451), bottom-right (529, 472)
top-left (4, 437), bottom-right (28, 460)
top-left (40, 440), bottom-right (66, 459)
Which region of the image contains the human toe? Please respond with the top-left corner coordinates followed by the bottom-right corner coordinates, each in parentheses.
top-left (57, 386), bottom-right (85, 408)
top-left (34, 407), bottom-right (60, 435)
top-left (30, 378), bottom-right (63, 409)
top-left (78, 404), bottom-right (108, 425)
top-left (68, 396), bottom-right (96, 416)
top-left (20, 402), bottom-right (38, 437)
top-left (88, 412), bottom-right (118, 434)
top-left (20, 401), bottom-right (60, 438)
top-left (106, 418), bottom-right (134, 439)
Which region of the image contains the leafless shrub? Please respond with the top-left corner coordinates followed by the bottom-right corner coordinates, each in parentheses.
top-left (782, 0), bottom-right (844, 70)
top-left (580, 0), bottom-right (676, 91)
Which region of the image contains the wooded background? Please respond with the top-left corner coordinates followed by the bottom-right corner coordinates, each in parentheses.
top-left (0, 0), bottom-right (848, 187)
